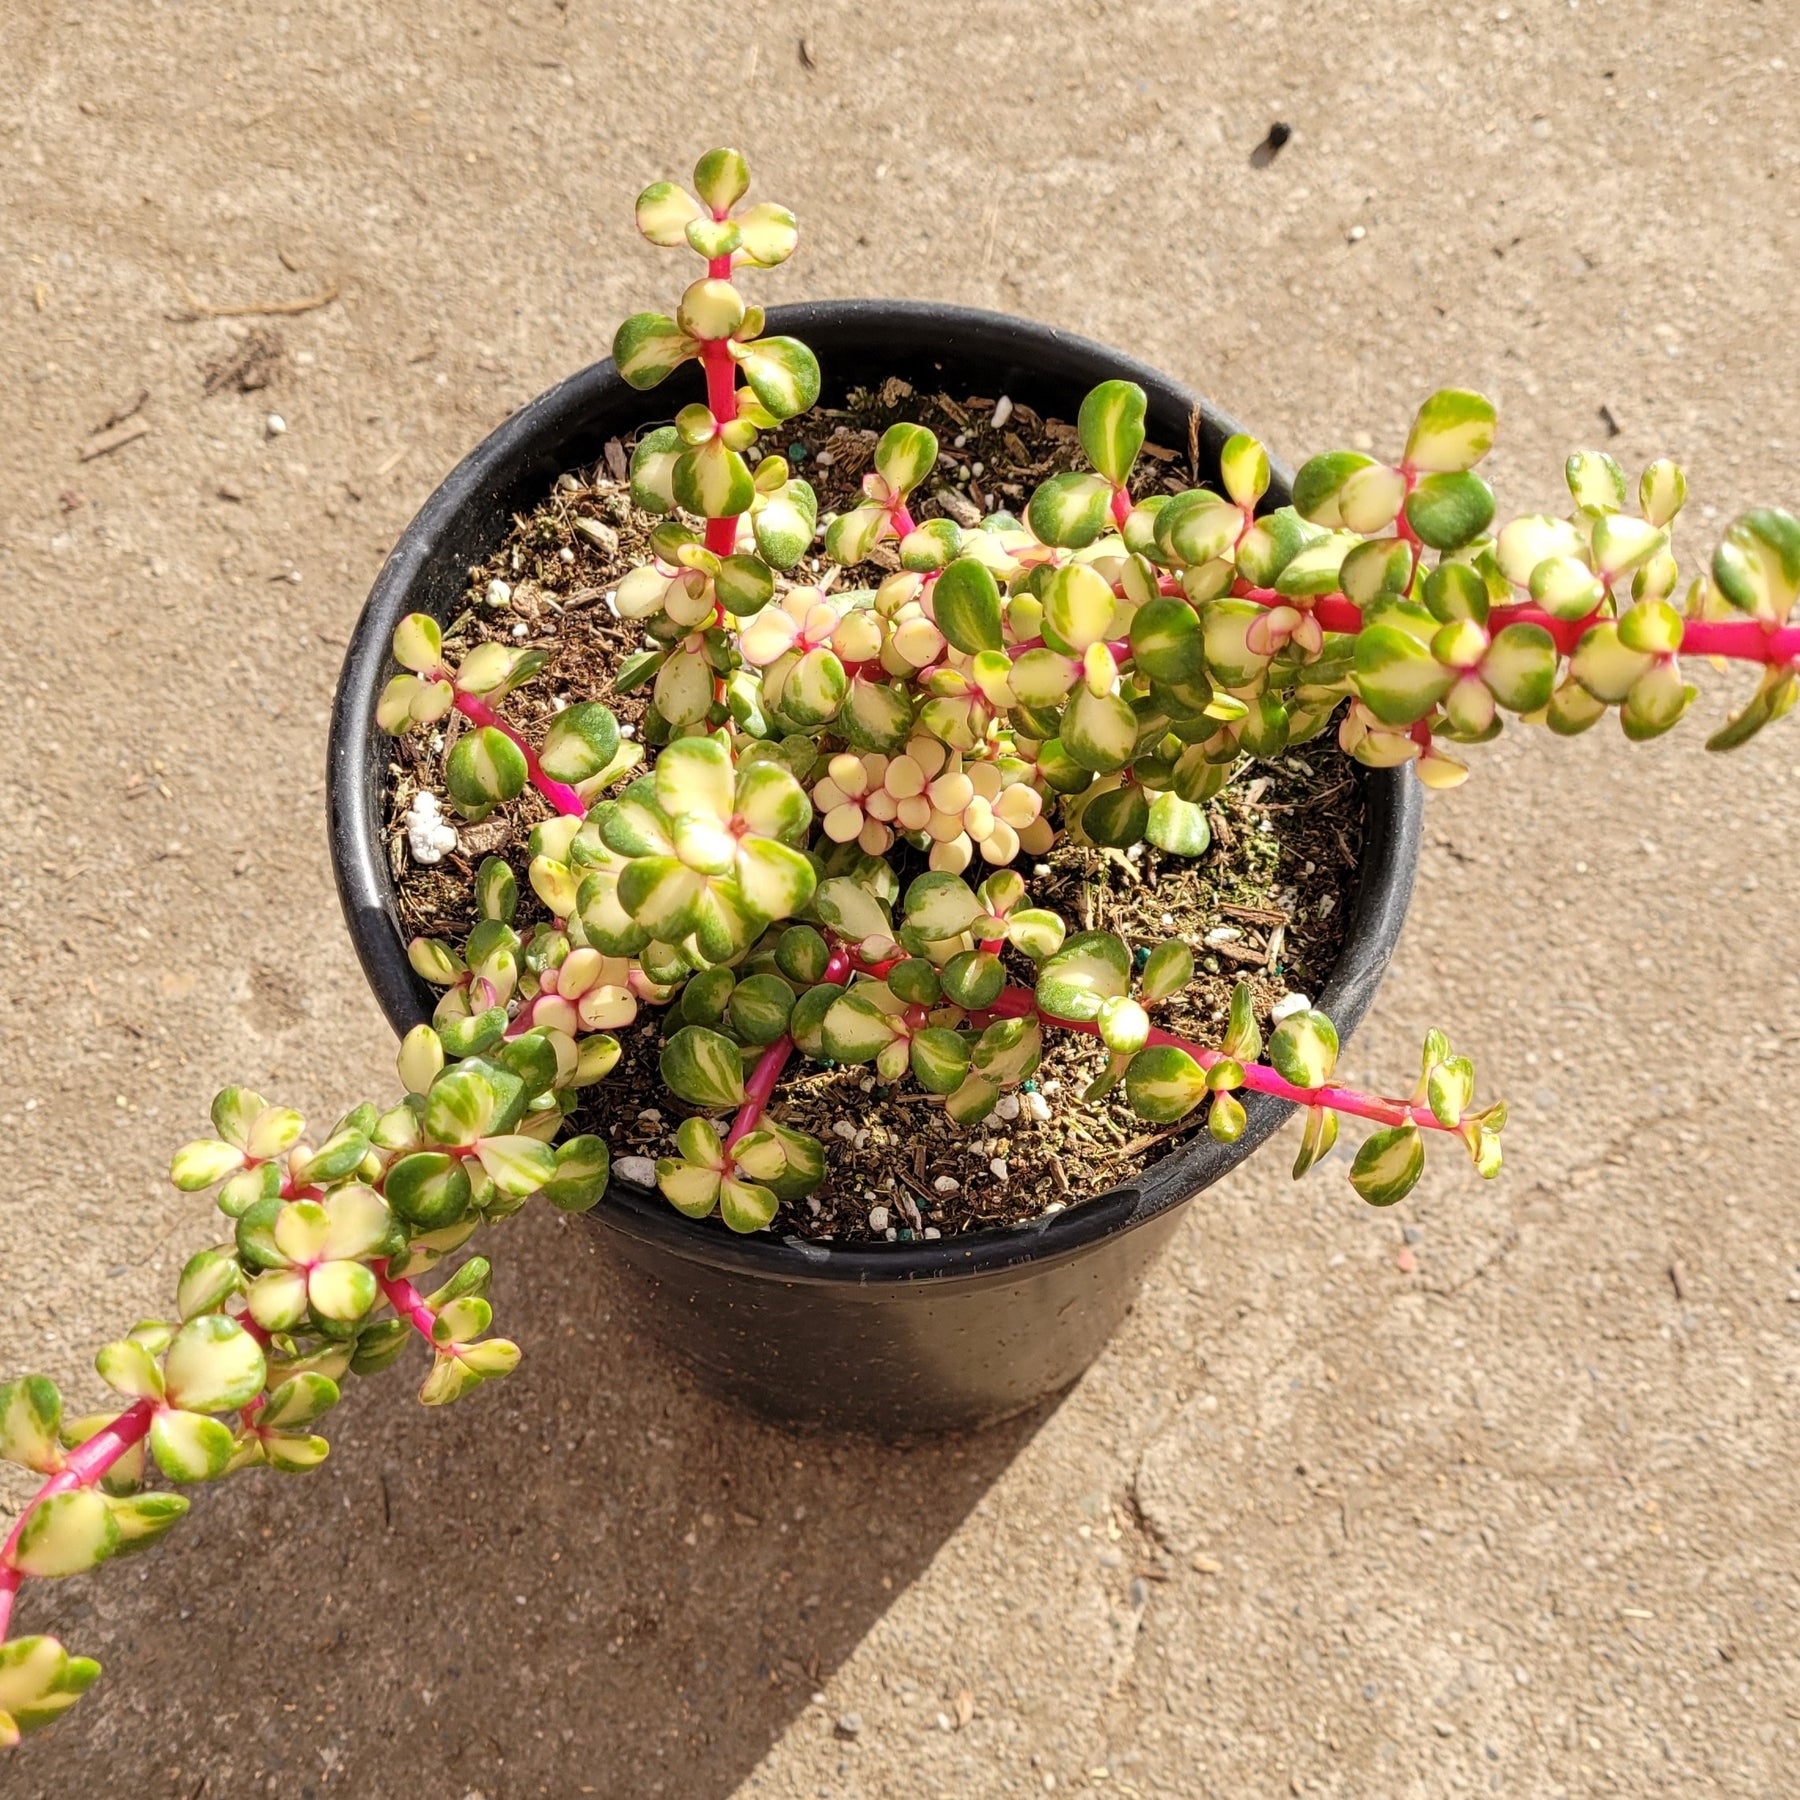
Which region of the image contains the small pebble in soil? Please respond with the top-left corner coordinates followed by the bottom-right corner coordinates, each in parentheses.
top-left (868, 1205), bottom-right (889, 1232)
top-left (616, 1156), bottom-right (656, 1186)
top-left (933, 1176), bottom-right (960, 1195)
top-left (995, 1093), bottom-right (1020, 1121)
top-left (1271, 991), bottom-right (1311, 1022)
top-left (990, 1158), bottom-right (1010, 1181)
top-left (266, 412), bottom-right (287, 437)
top-left (1024, 1091), bottom-right (1052, 1123)
top-left (636, 1108), bottom-right (662, 1123)
top-left (787, 440), bottom-right (808, 461)
top-left (484, 578), bottom-right (511, 608)
top-left (991, 395), bottom-right (1013, 428)
top-left (559, 545), bottom-right (575, 564)
top-left (511, 622), bottom-right (528, 638)
top-left (832, 1121), bottom-right (857, 1143)
top-left (925, 1226), bottom-right (941, 1239)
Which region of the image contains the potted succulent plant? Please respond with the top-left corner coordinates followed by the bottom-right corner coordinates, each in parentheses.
top-left (4, 147), bottom-right (1798, 1747)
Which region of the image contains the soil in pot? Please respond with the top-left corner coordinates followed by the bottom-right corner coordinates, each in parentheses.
top-left (383, 384), bottom-right (1366, 1244)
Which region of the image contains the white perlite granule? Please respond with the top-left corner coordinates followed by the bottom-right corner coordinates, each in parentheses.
top-left (404, 790), bottom-right (458, 866)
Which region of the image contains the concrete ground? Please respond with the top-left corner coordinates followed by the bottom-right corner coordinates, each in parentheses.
top-left (3, 0), bottom-right (1799, 1793)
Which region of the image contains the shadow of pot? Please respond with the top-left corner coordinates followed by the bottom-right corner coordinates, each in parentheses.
top-left (328, 302), bottom-right (1422, 1438)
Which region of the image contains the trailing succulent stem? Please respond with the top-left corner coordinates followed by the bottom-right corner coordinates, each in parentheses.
top-left (5, 146), bottom-right (1796, 1744)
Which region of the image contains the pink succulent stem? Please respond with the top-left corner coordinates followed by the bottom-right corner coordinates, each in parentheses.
top-left (700, 333), bottom-right (741, 559)
top-left (1110, 484), bottom-right (1133, 528)
top-left (1233, 584), bottom-right (1800, 666)
top-left (0, 1398), bottom-right (157, 1643)
top-left (375, 1264), bottom-right (440, 1344)
top-left (450, 689), bottom-right (588, 819)
top-left (892, 503), bottom-right (918, 537)
top-left (722, 947), bottom-right (853, 1153)
top-left (986, 988), bottom-right (1456, 1132)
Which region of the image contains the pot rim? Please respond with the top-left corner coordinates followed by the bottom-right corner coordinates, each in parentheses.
top-left (328, 299), bottom-right (1422, 1288)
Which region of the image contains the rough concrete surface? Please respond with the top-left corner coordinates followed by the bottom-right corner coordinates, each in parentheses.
top-left (3, 0), bottom-right (1799, 1793)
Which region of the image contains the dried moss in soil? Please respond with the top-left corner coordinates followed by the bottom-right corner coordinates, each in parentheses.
top-left (385, 387), bottom-right (1365, 1244)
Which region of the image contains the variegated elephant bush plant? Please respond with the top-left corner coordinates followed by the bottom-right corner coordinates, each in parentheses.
top-left (6, 146), bottom-right (1799, 1746)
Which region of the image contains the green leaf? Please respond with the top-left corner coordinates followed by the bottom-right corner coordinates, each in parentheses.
top-left (718, 1176), bottom-right (779, 1234)
top-left (1569, 622), bottom-right (1654, 705)
top-left (474, 1133), bottom-right (558, 1198)
top-left (693, 146), bottom-right (750, 212)
top-left (162, 1315), bottom-right (265, 1413)
top-left (1403, 389), bottom-right (1497, 473)
top-left (1639, 459), bottom-right (1688, 529)
top-left (945, 1073), bottom-right (1001, 1126)
top-left (1036, 931), bottom-right (1131, 1022)
top-left (1139, 940), bottom-right (1195, 1001)
top-left (903, 871), bottom-right (984, 941)
top-left (1145, 791), bottom-right (1210, 856)
top-left (541, 1135), bottom-right (611, 1213)
top-left (635, 179), bottom-right (702, 246)
top-left (1493, 513), bottom-right (1584, 589)
top-left (1078, 380), bottom-right (1147, 485)
top-left (148, 1409), bottom-right (236, 1484)
top-left (1353, 623), bottom-right (1456, 726)
top-left (941, 949), bottom-right (1004, 1010)
top-left (1061, 686), bottom-right (1139, 774)
top-left (1129, 597), bottom-right (1205, 684)
top-left (1479, 622), bottom-right (1557, 713)
top-left (539, 703), bottom-right (621, 784)
top-left (14, 1489), bottom-right (119, 1576)
top-left (658, 1160), bottom-right (721, 1218)
top-left (1565, 449), bottom-right (1626, 513)
top-left (0, 1378), bottom-right (64, 1475)
top-left (1350, 1124), bottom-right (1425, 1206)
top-left (1027, 471), bottom-right (1113, 550)
top-left (910, 1027), bottom-right (972, 1095)
top-left (735, 336), bottom-right (821, 421)
top-left (612, 311), bottom-right (695, 390)
top-left (673, 435), bottom-right (755, 519)
top-left (1268, 1010), bottom-right (1339, 1088)
top-left (735, 200), bottom-right (799, 267)
top-left (1006, 907), bottom-right (1066, 960)
top-left (972, 1016), bottom-right (1040, 1085)
top-left (676, 277), bottom-right (745, 342)
top-left (933, 557), bottom-right (1004, 654)
top-left (820, 986), bottom-right (902, 1063)
top-left (106, 1491), bottom-right (190, 1556)
top-left (174, 1247), bottom-right (243, 1322)
top-left (1292, 1106), bottom-right (1339, 1178)
top-left (171, 1136), bottom-right (249, 1192)
top-left (1713, 508), bottom-right (1800, 620)
top-left (1291, 451), bottom-right (1376, 527)
top-left (95, 1339), bottom-right (164, 1402)
top-left (446, 727), bottom-right (529, 810)
top-left (1079, 780), bottom-right (1149, 850)
top-left (727, 972), bottom-right (796, 1045)
top-left (1219, 433), bottom-right (1270, 509)
top-left (1403, 472), bottom-right (1495, 552)
top-left (1123, 1044), bottom-right (1208, 1124)
top-left (875, 422), bottom-right (939, 495)
top-left (1706, 665), bottom-right (1798, 752)
top-left (660, 1026), bottom-right (748, 1110)
top-left (1208, 1091), bottom-right (1248, 1142)
top-left (423, 1062), bottom-right (524, 1148)
top-left (1221, 982), bottom-right (1262, 1063)
top-left (391, 612), bottom-right (443, 675)
top-left (1154, 489), bottom-right (1241, 566)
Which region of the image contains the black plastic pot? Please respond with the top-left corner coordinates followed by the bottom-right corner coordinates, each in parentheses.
top-left (329, 302), bottom-right (1422, 1438)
